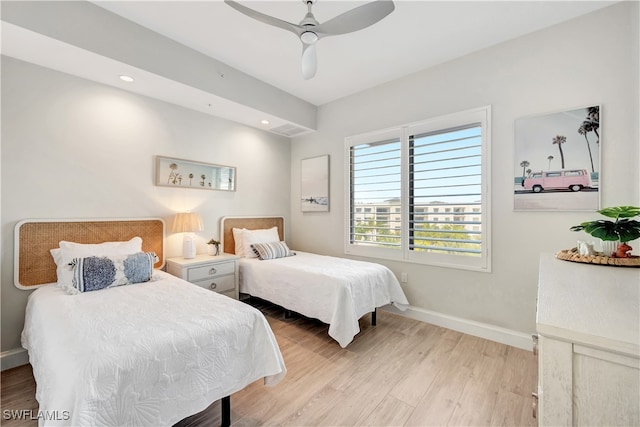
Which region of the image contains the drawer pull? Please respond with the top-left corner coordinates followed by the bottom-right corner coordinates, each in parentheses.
top-left (532, 392), bottom-right (538, 419)
top-left (209, 267), bottom-right (217, 275)
top-left (210, 282), bottom-right (217, 290)
top-left (532, 334), bottom-right (539, 356)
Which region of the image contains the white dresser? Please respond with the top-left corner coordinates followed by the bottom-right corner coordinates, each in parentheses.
top-left (536, 253), bottom-right (639, 426)
top-left (166, 253), bottom-right (240, 299)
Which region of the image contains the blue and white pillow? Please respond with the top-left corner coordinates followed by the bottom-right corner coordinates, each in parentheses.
top-left (71, 252), bottom-right (158, 293)
top-left (250, 241), bottom-right (295, 260)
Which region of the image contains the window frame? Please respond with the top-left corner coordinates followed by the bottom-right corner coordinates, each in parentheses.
top-left (344, 106), bottom-right (492, 272)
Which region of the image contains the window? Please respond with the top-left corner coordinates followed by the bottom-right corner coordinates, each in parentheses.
top-left (348, 133), bottom-right (402, 248)
top-left (345, 106), bottom-right (491, 271)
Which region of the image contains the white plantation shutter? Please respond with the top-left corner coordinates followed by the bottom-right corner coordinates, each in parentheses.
top-left (345, 106), bottom-right (491, 272)
top-left (349, 137), bottom-right (402, 249)
top-left (408, 124), bottom-right (483, 255)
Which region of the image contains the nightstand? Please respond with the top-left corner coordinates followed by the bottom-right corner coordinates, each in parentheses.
top-left (166, 253), bottom-right (240, 299)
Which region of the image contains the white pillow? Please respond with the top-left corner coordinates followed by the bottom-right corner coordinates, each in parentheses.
top-left (51, 237), bottom-right (143, 288)
top-left (232, 227), bottom-right (247, 258)
top-left (58, 237), bottom-right (142, 253)
top-left (238, 227), bottom-right (280, 258)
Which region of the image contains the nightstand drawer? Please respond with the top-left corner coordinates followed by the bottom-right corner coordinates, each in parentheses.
top-left (187, 261), bottom-right (235, 281)
top-left (166, 254), bottom-right (239, 300)
top-left (192, 274), bottom-right (235, 293)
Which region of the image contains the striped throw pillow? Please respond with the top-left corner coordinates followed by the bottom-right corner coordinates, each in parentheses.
top-left (250, 241), bottom-right (295, 260)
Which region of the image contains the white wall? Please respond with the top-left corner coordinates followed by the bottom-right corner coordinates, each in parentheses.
top-left (290, 2), bottom-right (639, 335)
top-left (2, 2), bottom-right (637, 358)
top-left (1, 57), bottom-right (291, 352)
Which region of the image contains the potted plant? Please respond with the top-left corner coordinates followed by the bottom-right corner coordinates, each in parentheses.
top-left (207, 238), bottom-right (220, 256)
top-left (571, 206), bottom-right (640, 257)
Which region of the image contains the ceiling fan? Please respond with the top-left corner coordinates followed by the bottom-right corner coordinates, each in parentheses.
top-left (224, 0), bottom-right (395, 80)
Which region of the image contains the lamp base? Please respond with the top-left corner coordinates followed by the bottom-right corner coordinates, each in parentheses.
top-left (182, 233), bottom-right (197, 259)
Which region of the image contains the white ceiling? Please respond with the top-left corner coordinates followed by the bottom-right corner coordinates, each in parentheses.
top-left (1, 1), bottom-right (617, 134)
top-left (92, 0), bottom-right (616, 106)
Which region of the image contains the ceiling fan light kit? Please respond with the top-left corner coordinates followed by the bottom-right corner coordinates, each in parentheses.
top-left (300, 31), bottom-right (319, 45)
top-left (224, 0), bottom-right (395, 80)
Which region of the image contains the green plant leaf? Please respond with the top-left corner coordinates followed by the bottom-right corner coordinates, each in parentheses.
top-left (615, 219), bottom-right (640, 242)
top-left (597, 206), bottom-right (640, 219)
top-left (571, 206), bottom-right (640, 242)
top-left (580, 220), bottom-right (619, 241)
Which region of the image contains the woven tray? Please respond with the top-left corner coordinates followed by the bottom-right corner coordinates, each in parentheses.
top-left (556, 248), bottom-right (640, 267)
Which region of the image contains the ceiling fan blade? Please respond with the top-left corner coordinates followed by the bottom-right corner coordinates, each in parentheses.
top-left (224, 0), bottom-right (302, 36)
top-left (301, 43), bottom-right (317, 80)
top-left (315, 0), bottom-right (395, 36)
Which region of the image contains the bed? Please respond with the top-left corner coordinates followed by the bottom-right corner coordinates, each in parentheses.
top-left (15, 218), bottom-right (286, 427)
top-left (221, 216), bottom-right (409, 348)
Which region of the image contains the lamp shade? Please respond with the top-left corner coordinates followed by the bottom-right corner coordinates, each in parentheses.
top-left (171, 212), bottom-right (204, 233)
top-left (172, 212), bottom-right (203, 259)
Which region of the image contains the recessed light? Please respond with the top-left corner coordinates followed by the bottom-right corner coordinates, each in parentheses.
top-left (261, 119), bottom-right (270, 125)
top-left (119, 75), bottom-right (134, 83)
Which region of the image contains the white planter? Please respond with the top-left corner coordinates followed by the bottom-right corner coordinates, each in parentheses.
top-left (599, 240), bottom-right (619, 256)
top-left (207, 244), bottom-right (220, 256)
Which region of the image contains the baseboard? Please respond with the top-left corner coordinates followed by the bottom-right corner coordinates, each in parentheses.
top-left (1, 347), bottom-right (29, 371)
top-left (382, 305), bottom-right (534, 351)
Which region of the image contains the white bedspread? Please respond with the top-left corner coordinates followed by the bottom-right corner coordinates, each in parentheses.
top-left (239, 252), bottom-right (409, 348)
top-left (21, 270), bottom-right (286, 426)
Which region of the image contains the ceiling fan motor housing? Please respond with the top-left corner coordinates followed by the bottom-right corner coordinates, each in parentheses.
top-left (226, 0), bottom-right (396, 79)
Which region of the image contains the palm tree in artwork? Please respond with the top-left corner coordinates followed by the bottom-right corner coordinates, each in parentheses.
top-left (519, 160), bottom-right (530, 178)
top-left (578, 122), bottom-right (596, 173)
top-left (586, 106), bottom-right (599, 144)
top-left (547, 155), bottom-right (554, 169)
top-left (577, 106), bottom-right (599, 173)
top-left (552, 135), bottom-right (566, 169)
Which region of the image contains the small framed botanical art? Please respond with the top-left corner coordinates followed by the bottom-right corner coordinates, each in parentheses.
top-left (514, 105), bottom-right (600, 211)
top-left (155, 156), bottom-right (236, 191)
top-left (301, 155), bottom-right (329, 212)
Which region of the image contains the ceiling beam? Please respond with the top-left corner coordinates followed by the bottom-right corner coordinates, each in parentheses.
top-left (1, 0), bottom-right (317, 133)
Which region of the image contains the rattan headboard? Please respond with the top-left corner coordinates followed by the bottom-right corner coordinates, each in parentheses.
top-left (15, 218), bottom-right (165, 289)
top-left (221, 216), bottom-right (284, 255)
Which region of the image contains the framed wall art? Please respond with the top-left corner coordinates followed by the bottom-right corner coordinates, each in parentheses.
top-left (155, 156), bottom-right (236, 191)
top-left (514, 105), bottom-right (600, 211)
top-left (301, 155), bottom-right (329, 212)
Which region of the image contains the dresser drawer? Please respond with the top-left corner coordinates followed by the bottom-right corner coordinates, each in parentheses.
top-left (192, 274), bottom-right (235, 293)
top-left (187, 261), bottom-right (235, 281)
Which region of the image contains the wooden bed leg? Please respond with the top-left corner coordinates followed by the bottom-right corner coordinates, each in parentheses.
top-left (372, 308), bottom-right (377, 326)
top-left (221, 395), bottom-right (231, 427)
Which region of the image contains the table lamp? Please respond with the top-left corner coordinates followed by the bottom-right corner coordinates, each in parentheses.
top-left (172, 212), bottom-right (203, 259)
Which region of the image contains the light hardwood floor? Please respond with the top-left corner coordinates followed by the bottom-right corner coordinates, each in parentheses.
top-left (1, 298), bottom-right (537, 426)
